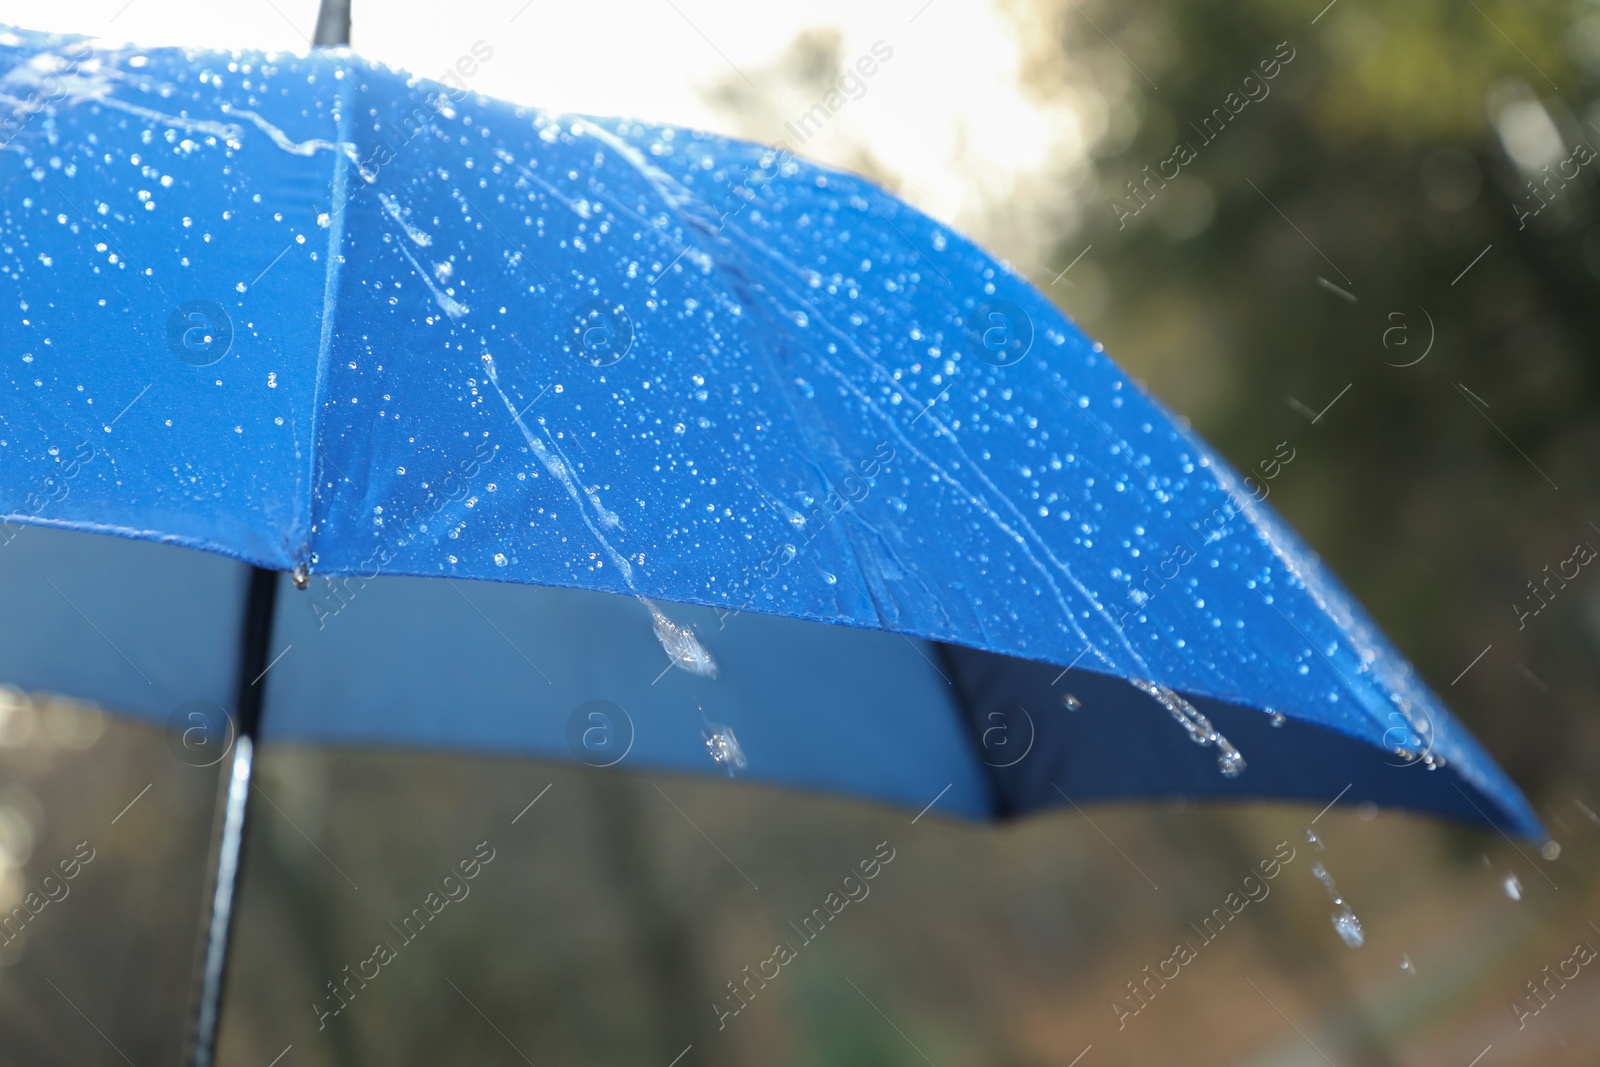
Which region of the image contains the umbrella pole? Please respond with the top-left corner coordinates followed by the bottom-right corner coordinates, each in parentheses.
top-left (187, 566), bottom-right (281, 1067)
top-left (187, 8), bottom-right (347, 1064)
top-left (313, 0), bottom-right (351, 47)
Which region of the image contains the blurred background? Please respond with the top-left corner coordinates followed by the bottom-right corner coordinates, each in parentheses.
top-left (1, 0), bottom-right (1597, 1063)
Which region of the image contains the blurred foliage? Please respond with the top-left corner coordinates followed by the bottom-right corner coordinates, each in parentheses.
top-left (1042, 0), bottom-right (1600, 797)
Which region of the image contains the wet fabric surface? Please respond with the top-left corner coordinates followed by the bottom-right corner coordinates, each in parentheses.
top-left (0, 29), bottom-right (1540, 835)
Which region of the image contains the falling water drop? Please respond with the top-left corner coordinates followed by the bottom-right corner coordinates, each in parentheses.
top-left (1305, 827), bottom-right (1324, 851)
top-left (1061, 693), bottom-right (1082, 711)
top-left (1309, 861), bottom-right (1365, 947)
top-left (1332, 910), bottom-right (1365, 948)
top-left (642, 598), bottom-right (718, 678)
top-left (703, 723), bottom-right (747, 775)
top-left (1541, 840), bottom-right (1561, 861)
top-left (1128, 679), bottom-right (1246, 778)
top-left (1503, 874), bottom-right (1522, 901)
top-left (1400, 954), bottom-right (1416, 977)
top-left (1267, 709), bottom-right (1286, 727)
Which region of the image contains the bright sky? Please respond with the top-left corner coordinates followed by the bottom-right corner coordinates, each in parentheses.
top-left (0, 0), bottom-right (1101, 275)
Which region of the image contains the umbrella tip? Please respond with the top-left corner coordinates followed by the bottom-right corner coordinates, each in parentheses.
top-left (312, 0), bottom-right (351, 48)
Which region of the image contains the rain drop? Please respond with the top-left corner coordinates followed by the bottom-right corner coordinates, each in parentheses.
top-left (1503, 874), bottom-right (1522, 901)
top-left (1332, 910), bottom-right (1365, 948)
top-left (1400, 954), bottom-right (1416, 977)
top-left (703, 723), bottom-right (747, 775)
top-left (1266, 708), bottom-right (1285, 727)
top-left (1310, 859), bottom-right (1364, 948)
top-left (493, 553), bottom-right (507, 567)
top-left (642, 598), bottom-right (718, 678)
top-left (1128, 679), bottom-right (1246, 778)
top-left (1541, 840), bottom-right (1561, 861)
top-left (1061, 693), bottom-right (1082, 711)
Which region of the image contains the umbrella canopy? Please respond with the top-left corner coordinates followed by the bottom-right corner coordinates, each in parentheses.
top-left (0, 25), bottom-right (1540, 839)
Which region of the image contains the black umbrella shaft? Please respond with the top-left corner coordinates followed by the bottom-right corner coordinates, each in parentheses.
top-left (313, 0), bottom-right (351, 46)
top-left (188, 565), bottom-right (280, 1067)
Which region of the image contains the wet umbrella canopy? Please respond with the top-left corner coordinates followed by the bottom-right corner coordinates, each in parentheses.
top-left (0, 14), bottom-right (1548, 1065)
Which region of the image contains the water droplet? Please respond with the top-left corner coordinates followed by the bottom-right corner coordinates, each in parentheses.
top-left (1267, 709), bottom-right (1286, 727)
top-left (1128, 679), bottom-right (1245, 778)
top-left (1332, 909), bottom-right (1365, 947)
top-left (1062, 693), bottom-right (1082, 711)
top-left (493, 553), bottom-right (507, 567)
top-left (1400, 954), bottom-right (1416, 977)
top-left (1217, 746), bottom-right (1246, 777)
top-left (1309, 853), bottom-right (1363, 947)
top-left (1541, 840), bottom-right (1561, 861)
top-left (703, 723), bottom-right (747, 775)
top-left (1503, 874), bottom-right (1522, 901)
top-left (1305, 827), bottom-right (1323, 851)
top-left (642, 598), bottom-right (718, 678)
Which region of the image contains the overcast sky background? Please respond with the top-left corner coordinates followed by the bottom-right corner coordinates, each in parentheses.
top-left (0, 0), bottom-right (1105, 277)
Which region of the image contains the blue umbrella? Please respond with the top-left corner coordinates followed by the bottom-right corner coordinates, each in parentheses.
top-left (0, 14), bottom-right (1539, 1065)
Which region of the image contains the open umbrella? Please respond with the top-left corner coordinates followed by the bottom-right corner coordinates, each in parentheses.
top-left (0, 8), bottom-right (1542, 1064)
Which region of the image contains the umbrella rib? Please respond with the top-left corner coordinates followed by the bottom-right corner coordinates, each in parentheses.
top-left (1052, 784), bottom-right (1159, 890)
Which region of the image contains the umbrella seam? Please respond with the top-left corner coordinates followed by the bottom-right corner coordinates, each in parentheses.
top-left (304, 57), bottom-right (356, 572)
